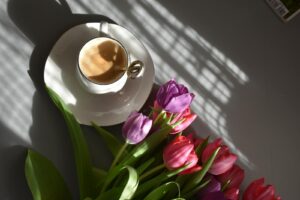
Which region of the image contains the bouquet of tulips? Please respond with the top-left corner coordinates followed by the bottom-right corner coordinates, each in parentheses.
top-left (25, 79), bottom-right (281, 200)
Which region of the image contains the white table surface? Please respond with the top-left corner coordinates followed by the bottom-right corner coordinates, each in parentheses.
top-left (1, 0), bottom-right (300, 199)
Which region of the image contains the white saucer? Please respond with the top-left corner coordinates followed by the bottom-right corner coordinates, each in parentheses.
top-left (44, 22), bottom-right (154, 126)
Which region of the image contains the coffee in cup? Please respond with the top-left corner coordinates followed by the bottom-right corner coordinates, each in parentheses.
top-left (77, 25), bottom-right (144, 94)
top-left (78, 37), bottom-right (128, 84)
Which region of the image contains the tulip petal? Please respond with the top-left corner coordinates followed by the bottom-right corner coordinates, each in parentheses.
top-left (165, 93), bottom-right (193, 113)
top-left (224, 187), bottom-right (239, 200)
top-left (217, 164), bottom-right (245, 189)
top-left (172, 113), bottom-right (197, 134)
top-left (209, 154), bottom-right (237, 175)
top-left (122, 112), bottom-right (153, 144)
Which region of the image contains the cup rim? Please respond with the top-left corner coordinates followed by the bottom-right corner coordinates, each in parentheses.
top-left (77, 37), bottom-right (129, 86)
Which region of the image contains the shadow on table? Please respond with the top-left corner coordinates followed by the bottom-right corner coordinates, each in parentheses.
top-left (0, 122), bottom-right (30, 199)
top-left (7, 0), bottom-right (117, 199)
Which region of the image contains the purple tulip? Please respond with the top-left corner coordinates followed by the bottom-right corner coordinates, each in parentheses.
top-left (197, 176), bottom-right (227, 200)
top-left (198, 176), bottom-right (221, 197)
top-left (122, 111), bottom-right (153, 144)
top-left (156, 79), bottom-right (194, 113)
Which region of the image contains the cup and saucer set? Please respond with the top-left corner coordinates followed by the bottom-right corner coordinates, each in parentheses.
top-left (44, 22), bottom-right (155, 126)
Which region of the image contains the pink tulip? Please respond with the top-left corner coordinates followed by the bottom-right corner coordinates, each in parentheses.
top-left (187, 133), bottom-right (204, 148)
top-left (170, 107), bottom-right (197, 134)
top-left (224, 187), bottom-right (239, 200)
top-left (202, 138), bottom-right (237, 175)
top-left (163, 136), bottom-right (201, 174)
top-left (243, 178), bottom-right (281, 200)
top-left (152, 101), bottom-right (196, 134)
top-left (217, 164), bottom-right (245, 189)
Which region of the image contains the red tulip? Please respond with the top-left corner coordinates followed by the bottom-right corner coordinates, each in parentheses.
top-left (163, 136), bottom-right (201, 174)
top-left (202, 138), bottom-right (237, 175)
top-left (217, 164), bottom-right (245, 189)
top-left (243, 178), bottom-right (281, 200)
top-left (224, 187), bottom-right (239, 200)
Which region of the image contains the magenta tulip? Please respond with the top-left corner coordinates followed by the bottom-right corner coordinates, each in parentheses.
top-left (122, 111), bottom-right (152, 144)
top-left (163, 136), bottom-right (201, 174)
top-left (217, 164), bottom-right (245, 189)
top-left (243, 178), bottom-right (281, 200)
top-left (156, 79), bottom-right (194, 113)
top-left (202, 138), bottom-right (237, 175)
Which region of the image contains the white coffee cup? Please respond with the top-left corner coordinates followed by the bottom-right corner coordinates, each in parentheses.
top-left (77, 21), bottom-right (144, 94)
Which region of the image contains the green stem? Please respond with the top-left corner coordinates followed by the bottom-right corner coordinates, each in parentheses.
top-left (221, 179), bottom-right (231, 191)
top-left (110, 142), bottom-right (128, 170)
top-left (153, 110), bottom-right (165, 126)
top-left (139, 164), bottom-right (165, 181)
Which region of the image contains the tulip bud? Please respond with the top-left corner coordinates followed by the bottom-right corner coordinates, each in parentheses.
top-left (243, 178), bottom-right (281, 200)
top-left (217, 164), bottom-right (245, 189)
top-left (156, 79), bottom-right (194, 113)
top-left (170, 107), bottom-right (197, 134)
top-left (202, 138), bottom-right (237, 175)
top-left (122, 111), bottom-right (152, 144)
top-left (163, 136), bottom-right (201, 174)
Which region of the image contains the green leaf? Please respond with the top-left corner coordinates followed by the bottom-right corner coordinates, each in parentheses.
top-left (136, 157), bottom-right (155, 175)
top-left (96, 166), bottom-right (139, 200)
top-left (47, 87), bottom-right (96, 199)
top-left (182, 178), bottom-right (210, 199)
top-left (93, 167), bottom-right (107, 190)
top-left (135, 164), bottom-right (190, 198)
top-left (91, 122), bottom-right (125, 157)
top-left (144, 181), bottom-right (181, 200)
top-left (195, 136), bottom-right (209, 158)
top-left (121, 125), bottom-right (172, 166)
top-left (25, 149), bottom-right (72, 200)
top-left (119, 166), bottom-right (139, 200)
top-left (182, 147), bottom-right (221, 193)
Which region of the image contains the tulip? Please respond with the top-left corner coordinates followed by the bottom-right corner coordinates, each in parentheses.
top-left (170, 107), bottom-right (197, 134)
top-left (156, 79), bottom-right (194, 113)
top-left (224, 187), bottom-right (239, 200)
top-left (243, 178), bottom-right (281, 200)
top-left (217, 164), bottom-right (245, 189)
top-left (163, 136), bottom-right (201, 174)
top-left (202, 138), bottom-right (237, 175)
top-left (187, 133), bottom-right (204, 148)
top-left (122, 111), bottom-right (152, 144)
top-left (152, 101), bottom-right (197, 134)
top-left (198, 176), bottom-right (221, 196)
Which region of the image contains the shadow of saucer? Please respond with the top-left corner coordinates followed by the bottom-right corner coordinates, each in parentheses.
top-left (8, 0), bottom-right (116, 93)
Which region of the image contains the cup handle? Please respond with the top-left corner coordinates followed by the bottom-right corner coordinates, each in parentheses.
top-left (127, 60), bottom-right (144, 79)
top-left (99, 21), bottom-right (109, 36)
